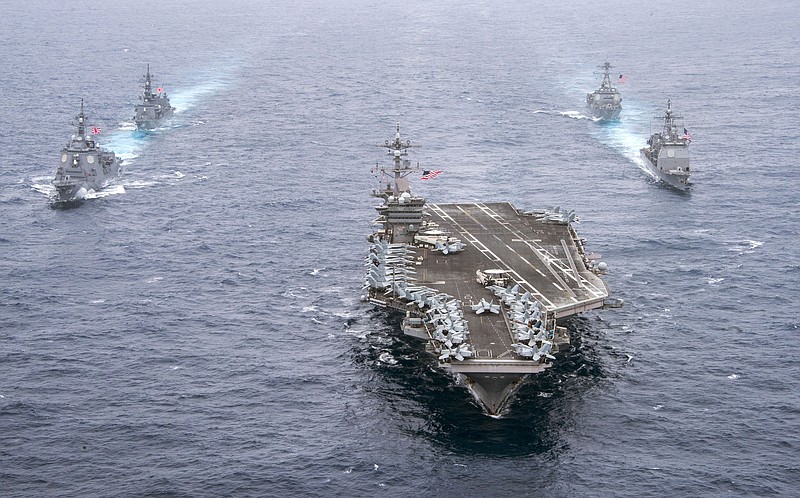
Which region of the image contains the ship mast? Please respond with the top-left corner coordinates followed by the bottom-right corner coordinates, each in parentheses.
top-left (600, 62), bottom-right (614, 90)
top-left (373, 123), bottom-right (418, 199)
top-left (661, 99), bottom-right (683, 141)
top-left (371, 124), bottom-right (425, 244)
top-left (143, 63), bottom-right (152, 98)
top-left (76, 98), bottom-right (86, 137)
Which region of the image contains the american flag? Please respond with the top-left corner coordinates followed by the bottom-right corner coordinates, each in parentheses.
top-left (91, 126), bottom-right (101, 135)
top-left (682, 127), bottom-right (692, 142)
top-left (421, 170), bottom-right (442, 180)
top-left (618, 74), bottom-right (628, 83)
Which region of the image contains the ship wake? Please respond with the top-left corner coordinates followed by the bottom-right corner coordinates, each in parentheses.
top-left (168, 65), bottom-right (237, 114)
top-left (102, 129), bottom-right (149, 162)
top-left (586, 101), bottom-right (653, 176)
top-left (104, 66), bottom-right (236, 162)
top-left (533, 109), bottom-right (601, 121)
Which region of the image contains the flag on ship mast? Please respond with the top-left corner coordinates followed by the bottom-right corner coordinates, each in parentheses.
top-left (421, 170), bottom-right (442, 180)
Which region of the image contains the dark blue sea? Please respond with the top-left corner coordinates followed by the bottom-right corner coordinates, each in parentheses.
top-left (2, 0), bottom-right (799, 496)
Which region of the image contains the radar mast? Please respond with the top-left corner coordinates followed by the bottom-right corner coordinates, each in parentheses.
top-left (373, 123), bottom-right (419, 198)
top-left (75, 98), bottom-right (86, 137)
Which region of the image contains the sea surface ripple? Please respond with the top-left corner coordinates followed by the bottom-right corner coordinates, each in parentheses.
top-left (1, 0), bottom-right (799, 496)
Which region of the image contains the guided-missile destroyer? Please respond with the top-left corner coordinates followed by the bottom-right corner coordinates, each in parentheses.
top-left (364, 125), bottom-right (619, 415)
top-left (133, 64), bottom-right (173, 130)
top-left (641, 99), bottom-right (692, 191)
top-left (52, 100), bottom-right (121, 203)
top-left (586, 62), bottom-right (622, 120)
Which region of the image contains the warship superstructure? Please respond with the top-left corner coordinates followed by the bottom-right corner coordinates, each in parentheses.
top-left (586, 62), bottom-right (622, 120)
top-left (52, 100), bottom-right (121, 203)
top-left (640, 100), bottom-right (692, 190)
top-left (364, 125), bottom-right (617, 415)
top-left (133, 64), bottom-right (173, 130)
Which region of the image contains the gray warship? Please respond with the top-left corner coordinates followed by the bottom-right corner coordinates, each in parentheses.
top-left (363, 125), bottom-right (619, 415)
top-left (52, 100), bottom-right (122, 203)
top-left (133, 64), bottom-right (173, 130)
top-left (586, 62), bottom-right (622, 120)
top-left (640, 100), bottom-right (692, 190)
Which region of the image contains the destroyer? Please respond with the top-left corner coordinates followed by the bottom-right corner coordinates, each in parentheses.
top-left (133, 64), bottom-right (173, 130)
top-left (586, 62), bottom-right (622, 120)
top-left (363, 125), bottom-right (619, 415)
top-left (52, 100), bottom-right (121, 203)
top-left (640, 100), bottom-right (692, 190)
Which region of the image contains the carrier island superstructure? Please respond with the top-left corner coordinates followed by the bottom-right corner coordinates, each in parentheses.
top-left (364, 125), bottom-right (618, 415)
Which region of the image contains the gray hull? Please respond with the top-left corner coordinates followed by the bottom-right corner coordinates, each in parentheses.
top-left (588, 105), bottom-right (621, 120)
top-left (641, 150), bottom-right (691, 191)
top-left (461, 372), bottom-right (527, 416)
top-left (53, 163), bottom-right (121, 203)
top-left (135, 108), bottom-right (174, 130)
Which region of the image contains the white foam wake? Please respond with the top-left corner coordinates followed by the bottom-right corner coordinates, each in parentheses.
top-left (587, 105), bottom-right (650, 173)
top-left (102, 68), bottom-right (235, 160)
top-left (84, 185), bottom-right (126, 199)
top-left (532, 109), bottom-right (601, 121)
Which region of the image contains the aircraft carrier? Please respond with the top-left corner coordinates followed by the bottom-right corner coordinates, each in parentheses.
top-left (364, 125), bottom-right (619, 415)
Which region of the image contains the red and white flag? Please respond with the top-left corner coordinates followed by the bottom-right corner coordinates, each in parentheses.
top-left (91, 126), bottom-right (101, 135)
top-left (421, 170), bottom-right (442, 180)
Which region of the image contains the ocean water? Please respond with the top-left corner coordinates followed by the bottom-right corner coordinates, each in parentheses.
top-left (2, 0), bottom-right (799, 496)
